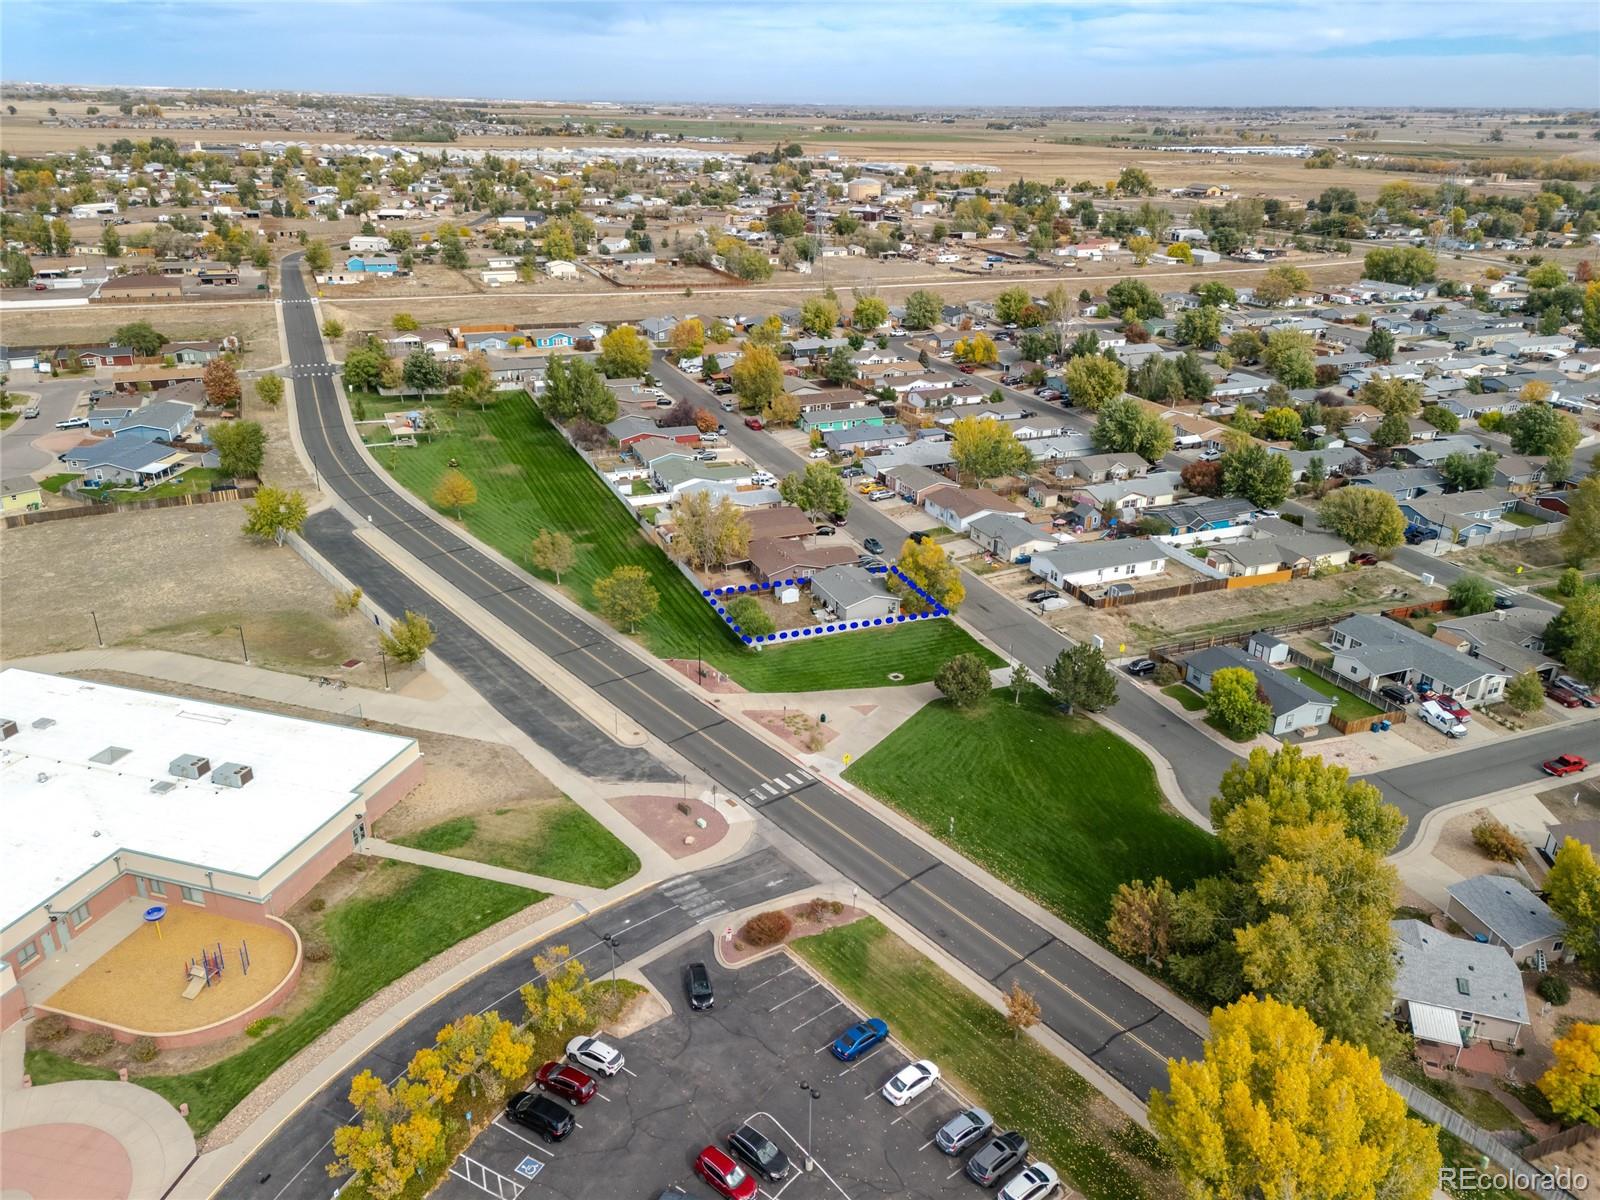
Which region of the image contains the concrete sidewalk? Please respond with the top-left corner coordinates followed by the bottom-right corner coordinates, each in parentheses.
top-left (359, 837), bottom-right (609, 904)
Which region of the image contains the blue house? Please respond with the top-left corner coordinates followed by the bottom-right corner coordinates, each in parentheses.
top-left (345, 255), bottom-right (399, 275)
top-left (1143, 497), bottom-right (1255, 535)
top-left (462, 332), bottom-right (514, 352)
top-left (530, 331), bottom-right (577, 351)
top-left (1398, 488), bottom-right (1518, 542)
top-left (113, 400), bottom-right (195, 443)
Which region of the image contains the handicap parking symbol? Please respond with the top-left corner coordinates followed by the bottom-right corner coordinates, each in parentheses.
top-left (515, 1156), bottom-right (543, 1180)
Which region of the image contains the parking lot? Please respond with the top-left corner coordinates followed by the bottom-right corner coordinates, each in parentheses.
top-left (436, 935), bottom-right (987, 1200)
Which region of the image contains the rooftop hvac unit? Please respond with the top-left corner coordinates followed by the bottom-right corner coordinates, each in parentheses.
top-left (169, 754), bottom-right (211, 780)
top-left (150, 780), bottom-right (176, 795)
top-left (210, 762), bottom-right (253, 788)
top-left (0, 719), bottom-right (16, 741)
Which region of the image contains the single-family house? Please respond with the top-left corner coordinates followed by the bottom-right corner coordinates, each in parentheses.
top-left (1146, 497), bottom-right (1256, 535)
top-left (348, 235), bottom-right (391, 255)
top-left (87, 406), bottom-right (137, 431)
top-left (885, 463), bottom-right (953, 504)
top-left (799, 406), bottom-right (885, 435)
top-left (345, 255), bottom-right (399, 275)
top-left (1328, 614), bottom-right (1508, 706)
top-left (57, 435), bottom-right (183, 487)
top-left (822, 423), bottom-right (911, 455)
top-left (650, 458), bottom-right (755, 497)
top-left (746, 539), bottom-right (858, 584)
top-left (1542, 823), bottom-right (1600, 865)
top-left (1432, 607), bottom-right (1561, 680)
top-left (1205, 538), bottom-right (1290, 577)
top-left (967, 513), bottom-right (1056, 563)
top-left (1491, 455), bottom-right (1548, 495)
top-left (1345, 467), bottom-right (1444, 501)
top-left (1446, 876), bottom-right (1567, 964)
top-left (1, 477), bottom-right (44, 515)
top-left (1078, 470), bottom-right (1182, 514)
top-left (1390, 920), bottom-right (1529, 1052)
top-left (607, 416), bottom-right (699, 447)
top-left (1398, 488), bottom-right (1518, 542)
top-left (546, 260), bottom-right (579, 280)
top-left (922, 486), bottom-right (1024, 533)
top-left (809, 565), bottom-right (901, 622)
top-left (167, 341), bottom-right (226, 365)
top-left (527, 330), bottom-right (578, 352)
top-left (113, 400), bottom-right (194, 442)
top-left (1181, 645), bottom-right (1333, 735)
top-left (75, 345), bottom-right (135, 369)
top-left (1029, 540), bottom-right (1166, 589)
top-left (1054, 453), bottom-right (1148, 484)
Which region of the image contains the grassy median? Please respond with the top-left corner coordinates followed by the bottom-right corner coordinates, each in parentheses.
top-left (843, 687), bottom-right (1222, 935)
top-left (794, 917), bottom-right (1177, 1200)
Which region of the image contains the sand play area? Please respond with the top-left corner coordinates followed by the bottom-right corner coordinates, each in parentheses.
top-left (43, 903), bottom-right (298, 1035)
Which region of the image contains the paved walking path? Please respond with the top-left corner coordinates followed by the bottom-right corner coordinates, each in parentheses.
top-left (358, 837), bottom-right (609, 903)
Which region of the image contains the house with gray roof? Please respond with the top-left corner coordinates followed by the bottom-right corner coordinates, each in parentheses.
top-left (1398, 487), bottom-right (1518, 542)
top-left (1391, 920), bottom-right (1529, 1052)
top-left (967, 513), bottom-right (1057, 563)
top-left (1345, 467), bottom-right (1444, 500)
top-left (1433, 607), bottom-right (1561, 679)
top-left (58, 434), bottom-right (185, 487)
top-left (809, 565), bottom-right (901, 622)
top-left (1181, 644), bottom-right (1332, 735)
top-left (113, 400), bottom-right (195, 442)
top-left (1446, 876), bottom-right (1567, 964)
top-left (822, 422), bottom-right (910, 455)
top-left (1029, 540), bottom-right (1166, 590)
top-left (651, 458), bottom-right (755, 497)
top-left (1328, 614), bottom-right (1508, 706)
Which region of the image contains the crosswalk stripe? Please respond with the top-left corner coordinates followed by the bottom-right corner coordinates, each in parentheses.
top-left (784, 772), bottom-right (806, 786)
top-left (761, 783), bottom-right (779, 797)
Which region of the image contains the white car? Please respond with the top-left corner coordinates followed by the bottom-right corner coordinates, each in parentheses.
top-left (566, 1034), bottom-right (625, 1076)
top-left (881, 1059), bottom-right (939, 1106)
top-left (999, 1163), bottom-right (1060, 1200)
top-left (808, 447), bottom-right (830, 459)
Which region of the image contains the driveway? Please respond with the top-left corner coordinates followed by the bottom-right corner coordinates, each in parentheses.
top-left (0, 376), bottom-right (91, 475)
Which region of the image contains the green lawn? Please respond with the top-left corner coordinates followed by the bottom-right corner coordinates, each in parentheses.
top-left (794, 918), bottom-right (1175, 1200)
top-left (378, 392), bottom-right (997, 691)
top-left (0, 411), bottom-right (18, 430)
top-left (38, 473), bottom-right (80, 493)
top-left (27, 862), bottom-right (542, 1134)
top-left (843, 687), bottom-right (1223, 934)
top-left (1284, 667), bottom-right (1385, 721)
top-left (393, 801), bottom-right (640, 888)
top-left (1500, 510), bottom-right (1542, 528)
top-left (1162, 683), bottom-right (1207, 712)
top-left (108, 467), bottom-right (228, 502)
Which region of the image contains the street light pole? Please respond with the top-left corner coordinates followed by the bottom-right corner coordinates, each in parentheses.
top-left (235, 624), bottom-right (250, 664)
top-left (379, 648), bottom-right (390, 691)
top-left (601, 933), bottom-right (621, 992)
top-left (90, 610), bottom-right (103, 647)
top-left (798, 1081), bottom-right (820, 1171)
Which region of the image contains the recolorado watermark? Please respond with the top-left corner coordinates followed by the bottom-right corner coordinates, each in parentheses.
top-left (1441, 1164), bottom-right (1588, 1193)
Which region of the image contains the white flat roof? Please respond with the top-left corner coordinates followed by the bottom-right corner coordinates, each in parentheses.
top-left (1408, 1001), bottom-right (1464, 1048)
top-left (0, 670), bottom-right (416, 927)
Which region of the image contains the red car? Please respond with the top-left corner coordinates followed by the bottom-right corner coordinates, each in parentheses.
top-left (695, 1145), bottom-right (757, 1200)
top-left (1547, 684), bottom-right (1586, 708)
top-left (1428, 694), bottom-right (1470, 723)
top-left (534, 1059), bottom-right (596, 1104)
top-left (1353, 552), bottom-right (1378, 566)
top-left (958, 364), bottom-right (977, 374)
top-left (1544, 755), bottom-right (1590, 778)
top-left (744, 416), bottom-right (764, 430)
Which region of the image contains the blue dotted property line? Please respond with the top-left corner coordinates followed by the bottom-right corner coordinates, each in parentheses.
top-left (702, 564), bottom-right (949, 645)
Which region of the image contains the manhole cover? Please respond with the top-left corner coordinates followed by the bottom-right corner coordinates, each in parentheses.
top-left (887, 672), bottom-right (904, 682)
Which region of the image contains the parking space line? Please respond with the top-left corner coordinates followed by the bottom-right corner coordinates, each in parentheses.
top-left (767, 982), bottom-right (821, 1012)
top-left (918, 1137), bottom-right (937, 1151)
top-left (792, 1000), bottom-right (842, 1033)
top-left (749, 964), bottom-right (798, 992)
top-left (743, 1111), bottom-right (854, 1200)
top-left (491, 1119), bottom-right (554, 1157)
top-left (619, 1066), bottom-right (637, 1077)
top-left (835, 1044), bottom-right (883, 1074)
top-left (890, 1094), bottom-right (938, 1126)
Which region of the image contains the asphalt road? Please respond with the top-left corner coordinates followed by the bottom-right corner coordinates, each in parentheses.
top-left (246, 255), bottom-right (1207, 1188)
top-left (652, 351), bottom-right (1242, 807)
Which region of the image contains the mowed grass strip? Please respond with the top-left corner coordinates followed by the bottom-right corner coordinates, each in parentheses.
top-left (379, 393), bottom-right (998, 690)
top-left (843, 687), bottom-right (1222, 934)
top-left (1283, 667), bottom-right (1384, 721)
top-left (794, 918), bottom-right (1177, 1200)
top-left (393, 801), bottom-right (641, 888)
top-left (27, 862), bottom-right (540, 1134)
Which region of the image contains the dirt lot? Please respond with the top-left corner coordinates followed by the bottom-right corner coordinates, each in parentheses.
top-left (0, 303), bottom-right (283, 371)
top-left (1446, 538), bottom-right (1580, 588)
top-left (0, 502), bottom-right (384, 685)
top-left (1044, 562), bottom-right (1445, 651)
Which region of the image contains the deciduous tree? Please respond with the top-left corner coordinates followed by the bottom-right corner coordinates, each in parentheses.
top-left (1540, 1022), bottom-right (1600, 1126)
top-left (596, 324), bottom-right (652, 378)
top-left (240, 485), bottom-right (308, 544)
top-left (1219, 436), bottom-right (1293, 509)
top-left (203, 357), bottom-right (242, 408)
top-left (1043, 643), bottom-right (1119, 714)
top-left (950, 414), bottom-right (1030, 483)
top-left (778, 462), bottom-right (850, 520)
top-left (903, 289), bottom-right (943, 330)
top-left (210, 419), bottom-right (266, 477)
top-left (1562, 475), bottom-right (1600, 566)
top-left (520, 945), bottom-right (589, 1034)
top-left (1319, 486), bottom-right (1406, 548)
top-left (1108, 877), bottom-right (1177, 967)
top-left (1174, 306), bottom-right (1222, 348)
top-left (1261, 329), bottom-right (1315, 388)
top-left (113, 320), bottom-right (167, 356)
top-left (731, 345), bottom-right (783, 412)
top-left (1092, 396), bottom-right (1174, 461)
top-left (432, 469), bottom-right (477, 518)
top-left (1448, 573), bottom-right (1495, 615)
top-left (934, 653), bottom-right (991, 709)
top-left (668, 317), bottom-right (704, 358)
top-left (1003, 981), bottom-right (1041, 1040)
top-left (891, 538), bottom-right (964, 614)
top-left (1547, 838), bottom-right (1600, 966)
top-left (1150, 995), bottom-right (1440, 1200)
top-left (254, 374), bottom-right (284, 408)
top-left (1439, 450), bottom-right (1498, 491)
top-left (304, 239), bottom-right (331, 272)
top-left (672, 490), bottom-right (750, 571)
top-left (380, 611), bottom-right (435, 664)
top-left (1207, 667), bottom-right (1271, 739)
top-left (529, 529), bottom-right (576, 583)
top-left (594, 564), bottom-right (659, 632)
top-left (401, 348), bottom-right (444, 401)
top-left (1063, 353), bottom-right (1128, 413)
top-left (1363, 245), bottom-right (1437, 285)
top-left (851, 295), bottom-right (887, 331)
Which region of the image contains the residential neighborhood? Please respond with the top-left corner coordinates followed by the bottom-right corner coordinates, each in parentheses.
top-left (1, 12), bottom-right (1599, 1200)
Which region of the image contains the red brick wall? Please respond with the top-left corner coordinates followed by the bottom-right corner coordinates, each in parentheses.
top-left (365, 755), bottom-right (425, 823)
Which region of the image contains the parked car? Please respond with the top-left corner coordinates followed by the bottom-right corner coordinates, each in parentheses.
top-left (565, 1034), bottom-right (625, 1076)
top-left (700, 430), bottom-right (722, 443)
top-left (1123, 657), bottom-right (1157, 676)
top-left (881, 1060), bottom-right (939, 1106)
top-left (1419, 699), bottom-right (1468, 738)
top-left (1543, 754), bottom-right (1590, 778)
top-left (862, 537), bottom-right (884, 555)
top-left (1379, 683), bottom-right (1416, 706)
top-left (1000, 1163), bottom-right (1061, 1200)
top-left (655, 395), bottom-right (674, 408)
top-left (1404, 525), bottom-right (1438, 544)
top-left (965, 1131), bottom-right (1029, 1186)
top-left (1493, 595), bottom-right (1516, 610)
top-left (695, 1145), bottom-right (757, 1200)
top-left (727, 1124), bottom-right (790, 1182)
top-left (934, 1107), bottom-right (994, 1155)
top-left (830, 1018), bottom-right (888, 1061)
top-left (54, 417), bottom-right (89, 430)
top-left (1420, 693), bottom-right (1470, 722)
top-left (1197, 448), bottom-right (1222, 462)
top-left (534, 1060), bottom-right (597, 1105)
top-left (694, 450), bottom-right (718, 462)
top-left (827, 512), bottom-right (848, 526)
top-left (744, 416), bottom-right (764, 430)
top-left (1555, 676), bottom-right (1596, 704)
top-left (813, 524), bottom-right (836, 537)
top-left (22, 404), bottom-right (40, 419)
top-left (840, 466), bottom-right (864, 480)
top-left (712, 382), bottom-right (734, 395)
top-left (684, 961), bottom-right (715, 1011)
top-left (1547, 683), bottom-right (1586, 708)
top-left (959, 364), bottom-right (977, 374)
top-left (809, 447), bottom-right (830, 459)
top-left (1352, 552), bottom-right (1378, 566)
top-left (1025, 589), bottom-right (1060, 604)
top-left (504, 1091), bottom-right (575, 1142)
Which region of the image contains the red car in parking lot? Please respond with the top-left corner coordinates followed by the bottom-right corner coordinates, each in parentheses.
top-left (534, 1059), bottom-right (596, 1104)
top-left (1544, 755), bottom-right (1589, 778)
top-left (695, 1145), bottom-right (757, 1200)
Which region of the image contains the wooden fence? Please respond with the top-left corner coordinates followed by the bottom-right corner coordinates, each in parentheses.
top-left (2, 485), bottom-right (256, 529)
top-left (1384, 598), bottom-right (1451, 621)
top-left (1284, 648), bottom-right (1408, 727)
top-left (1149, 611), bottom-right (1359, 663)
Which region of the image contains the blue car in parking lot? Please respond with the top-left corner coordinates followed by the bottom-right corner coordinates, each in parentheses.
top-left (831, 1018), bottom-right (889, 1061)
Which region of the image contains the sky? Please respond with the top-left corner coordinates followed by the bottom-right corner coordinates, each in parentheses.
top-left (2, 1), bottom-right (1599, 108)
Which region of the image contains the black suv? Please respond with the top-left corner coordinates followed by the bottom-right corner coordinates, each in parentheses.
top-left (965, 1130), bottom-right (1029, 1186)
top-left (728, 1124), bottom-right (791, 1182)
top-left (1379, 683), bottom-right (1416, 706)
top-left (685, 961), bottom-right (715, 1011)
top-left (1124, 658), bottom-right (1157, 677)
top-left (505, 1091), bottom-right (574, 1142)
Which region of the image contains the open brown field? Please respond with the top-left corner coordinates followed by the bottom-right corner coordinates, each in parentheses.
top-left (0, 302), bottom-right (284, 368)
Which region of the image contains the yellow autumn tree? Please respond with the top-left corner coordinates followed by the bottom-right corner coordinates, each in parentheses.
top-left (328, 1071), bottom-right (444, 1199)
top-left (521, 944), bottom-right (590, 1034)
top-left (407, 1044), bottom-right (457, 1106)
top-left (890, 537), bottom-right (965, 614)
top-left (1150, 994), bottom-right (1439, 1200)
top-left (1539, 1022), bottom-right (1600, 1125)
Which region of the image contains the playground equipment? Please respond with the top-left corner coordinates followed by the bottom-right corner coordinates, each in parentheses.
top-left (142, 904), bottom-right (167, 940)
top-left (180, 939), bottom-right (251, 1000)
